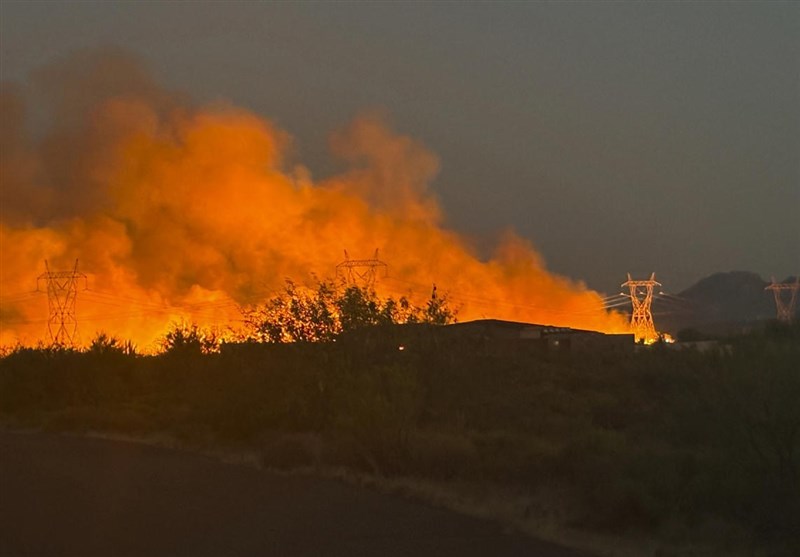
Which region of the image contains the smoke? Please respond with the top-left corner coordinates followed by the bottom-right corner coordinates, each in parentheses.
top-left (0, 49), bottom-right (628, 348)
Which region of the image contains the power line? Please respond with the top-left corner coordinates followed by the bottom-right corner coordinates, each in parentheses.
top-left (383, 275), bottom-right (624, 318)
top-left (766, 276), bottom-right (799, 323)
top-left (622, 272), bottom-right (660, 343)
top-left (36, 260), bottom-right (87, 347)
top-left (336, 249), bottom-right (388, 288)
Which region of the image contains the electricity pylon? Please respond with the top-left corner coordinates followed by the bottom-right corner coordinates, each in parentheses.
top-left (37, 260), bottom-right (87, 346)
top-left (336, 249), bottom-right (388, 288)
top-left (765, 277), bottom-right (799, 323)
top-left (622, 272), bottom-right (661, 343)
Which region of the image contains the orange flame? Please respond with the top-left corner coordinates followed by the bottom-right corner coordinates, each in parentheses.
top-left (0, 50), bottom-right (628, 350)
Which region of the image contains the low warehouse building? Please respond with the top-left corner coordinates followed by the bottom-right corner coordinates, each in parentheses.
top-left (440, 319), bottom-right (634, 354)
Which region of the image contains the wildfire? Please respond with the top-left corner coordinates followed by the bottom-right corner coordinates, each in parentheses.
top-left (0, 50), bottom-right (629, 349)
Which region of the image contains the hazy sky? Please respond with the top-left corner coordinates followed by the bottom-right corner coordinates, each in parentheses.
top-left (1, 1), bottom-right (797, 294)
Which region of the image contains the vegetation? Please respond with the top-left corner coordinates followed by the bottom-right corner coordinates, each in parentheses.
top-left (1, 290), bottom-right (798, 555)
top-left (240, 281), bottom-right (456, 343)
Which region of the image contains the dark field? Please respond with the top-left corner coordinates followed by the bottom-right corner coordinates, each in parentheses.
top-left (1, 322), bottom-right (799, 556)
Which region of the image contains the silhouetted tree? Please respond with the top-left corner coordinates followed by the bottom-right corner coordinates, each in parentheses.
top-left (241, 279), bottom-right (456, 343)
top-left (160, 321), bottom-right (220, 354)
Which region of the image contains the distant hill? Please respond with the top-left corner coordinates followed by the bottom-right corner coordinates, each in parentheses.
top-left (651, 271), bottom-right (798, 335)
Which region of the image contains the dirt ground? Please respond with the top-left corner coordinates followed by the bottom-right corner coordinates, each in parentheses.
top-left (0, 430), bottom-right (592, 556)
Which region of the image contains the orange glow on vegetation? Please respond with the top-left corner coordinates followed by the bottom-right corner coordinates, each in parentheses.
top-left (0, 51), bottom-right (629, 350)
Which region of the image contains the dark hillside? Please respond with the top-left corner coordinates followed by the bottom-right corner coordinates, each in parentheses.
top-left (655, 271), bottom-right (797, 334)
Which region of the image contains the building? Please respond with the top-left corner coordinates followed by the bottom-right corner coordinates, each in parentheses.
top-left (440, 319), bottom-right (634, 354)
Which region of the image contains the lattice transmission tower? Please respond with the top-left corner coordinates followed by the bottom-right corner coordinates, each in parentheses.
top-left (622, 272), bottom-right (661, 343)
top-left (336, 249), bottom-right (388, 288)
top-left (37, 260), bottom-right (87, 346)
top-left (765, 277), bottom-right (799, 323)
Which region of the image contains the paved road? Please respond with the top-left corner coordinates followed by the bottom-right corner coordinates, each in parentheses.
top-left (0, 431), bottom-right (590, 556)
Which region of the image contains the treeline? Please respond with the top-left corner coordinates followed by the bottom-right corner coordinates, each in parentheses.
top-left (1, 315), bottom-right (798, 553)
top-left (238, 281), bottom-right (456, 344)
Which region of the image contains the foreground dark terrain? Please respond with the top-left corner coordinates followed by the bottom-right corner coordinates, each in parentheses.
top-left (1, 320), bottom-right (798, 556)
top-left (0, 431), bottom-right (587, 557)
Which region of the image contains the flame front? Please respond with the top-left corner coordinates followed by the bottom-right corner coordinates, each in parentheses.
top-left (0, 50), bottom-right (629, 349)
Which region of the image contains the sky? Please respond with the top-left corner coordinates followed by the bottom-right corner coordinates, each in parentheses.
top-left (1, 1), bottom-right (798, 295)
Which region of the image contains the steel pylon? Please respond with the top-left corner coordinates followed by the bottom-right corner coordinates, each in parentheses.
top-left (622, 272), bottom-right (661, 343)
top-left (336, 249), bottom-right (388, 288)
top-left (37, 260), bottom-right (87, 346)
top-left (765, 277), bottom-right (799, 323)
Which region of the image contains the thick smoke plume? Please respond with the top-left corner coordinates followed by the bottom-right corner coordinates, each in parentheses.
top-left (0, 49), bottom-right (628, 348)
